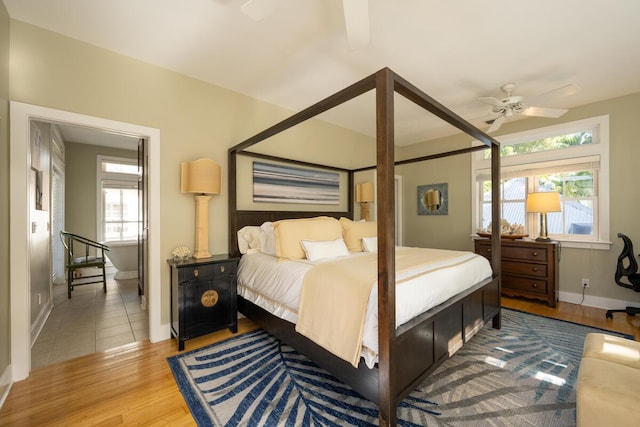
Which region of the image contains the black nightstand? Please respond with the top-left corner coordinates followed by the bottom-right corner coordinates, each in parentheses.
top-left (168, 254), bottom-right (239, 350)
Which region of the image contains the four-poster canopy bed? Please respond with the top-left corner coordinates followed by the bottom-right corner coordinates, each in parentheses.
top-left (227, 67), bottom-right (502, 427)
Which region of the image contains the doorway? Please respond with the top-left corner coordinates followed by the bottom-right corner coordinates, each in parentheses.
top-left (32, 124), bottom-right (146, 367)
top-left (10, 102), bottom-right (166, 381)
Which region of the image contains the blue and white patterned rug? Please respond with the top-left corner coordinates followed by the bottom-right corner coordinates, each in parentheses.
top-left (168, 309), bottom-right (632, 426)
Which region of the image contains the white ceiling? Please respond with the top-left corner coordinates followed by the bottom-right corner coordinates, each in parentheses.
top-left (5, 0), bottom-right (640, 146)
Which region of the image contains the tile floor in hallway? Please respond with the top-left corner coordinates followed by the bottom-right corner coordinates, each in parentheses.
top-left (31, 274), bottom-right (148, 369)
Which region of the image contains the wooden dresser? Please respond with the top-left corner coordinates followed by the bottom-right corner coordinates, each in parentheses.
top-left (474, 239), bottom-right (559, 308)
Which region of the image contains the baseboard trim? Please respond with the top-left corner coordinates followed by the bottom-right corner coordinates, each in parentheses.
top-left (31, 300), bottom-right (53, 346)
top-left (559, 291), bottom-right (640, 310)
top-left (0, 364), bottom-right (13, 411)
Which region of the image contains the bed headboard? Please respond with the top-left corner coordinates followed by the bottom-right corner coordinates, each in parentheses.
top-left (229, 210), bottom-right (352, 257)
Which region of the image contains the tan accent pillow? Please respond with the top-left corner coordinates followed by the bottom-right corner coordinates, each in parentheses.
top-left (339, 217), bottom-right (377, 252)
top-left (273, 217), bottom-right (342, 259)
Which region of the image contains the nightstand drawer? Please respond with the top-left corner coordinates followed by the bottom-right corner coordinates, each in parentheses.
top-left (183, 261), bottom-right (237, 282)
top-left (503, 274), bottom-right (548, 295)
top-left (503, 260), bottom-right (547, 277)
top-left (502, 246), bottom-right (547, 262)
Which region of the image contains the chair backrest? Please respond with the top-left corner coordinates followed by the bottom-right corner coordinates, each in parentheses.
top-left (60, 230), bottom-right (109, 263)
top-left (615, 232), bottom-right (639, 290)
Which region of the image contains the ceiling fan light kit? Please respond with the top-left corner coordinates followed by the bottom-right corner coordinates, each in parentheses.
top-left (477, 82), bottom-right (581, 132)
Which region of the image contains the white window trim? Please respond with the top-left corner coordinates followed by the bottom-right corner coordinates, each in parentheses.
top-left (471, 115), bottom-right (610, 250)
top-left (96, 155), bottom-right (139, 243)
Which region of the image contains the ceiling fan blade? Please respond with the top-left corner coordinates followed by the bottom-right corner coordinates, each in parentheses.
top-left (521, 106), bottom-right (569, 118)
top-left (524, 84), bottom-right (581, 107)
top-left (487, 116), bottom-right (506, 133)
top-left (241, 0), bottom-right (287, 21)
top-left (342, 0), bottom-right (370, 50)
top-left (478, 96), bottom-right (506, 108)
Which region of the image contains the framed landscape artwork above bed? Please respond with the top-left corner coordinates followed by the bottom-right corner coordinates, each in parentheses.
top-left (252, 161), bottom-right (340, 205)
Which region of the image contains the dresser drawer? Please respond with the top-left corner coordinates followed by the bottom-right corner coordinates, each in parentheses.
top-left (503, 274), bottom-right (548, 295)
top-left (502, 245), bottom-right (547, 262)
top-left (474, 243), bottom-right (492, 259)
top-left (474, 238), bottom-right (558, 307)
top-left (503, 260), bottom-right (547, 277)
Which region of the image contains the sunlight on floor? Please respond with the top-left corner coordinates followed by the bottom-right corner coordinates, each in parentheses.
top-left (31, 274), bottom-right (148, 369)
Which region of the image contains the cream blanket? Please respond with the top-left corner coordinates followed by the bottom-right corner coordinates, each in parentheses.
top-left (295, 247), bottom-right (465, 367)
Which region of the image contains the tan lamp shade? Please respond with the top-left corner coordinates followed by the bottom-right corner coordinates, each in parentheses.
top-left (181, 158), bottom-right (221, 195)
top-left (526, 192), bottom-right (561, 213)
top-left (355, 182), bottom-right (374, 203)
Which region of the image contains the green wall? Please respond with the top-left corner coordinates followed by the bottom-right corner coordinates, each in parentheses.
top-left (4, 13), bottom-right (640, 376)
top-left (397, 92), bottom-right (640, 304)
top-left (8, 19), bottom-right (372, 331)
top-left (0, 2), bottom-right (10, 381)
top-left (64, 142), bottom-right (137, 241)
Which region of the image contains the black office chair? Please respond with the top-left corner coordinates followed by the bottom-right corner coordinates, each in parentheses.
top-left (60, 231), bottom-right (110, 298)
top-left (605, 233), bottom-right (640, 321)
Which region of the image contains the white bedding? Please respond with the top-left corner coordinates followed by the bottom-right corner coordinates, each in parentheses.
top-left (237, 247), bottom-right (492, 368)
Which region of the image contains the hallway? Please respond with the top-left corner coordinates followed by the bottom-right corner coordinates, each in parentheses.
top-left (31, 273), bottom-right (148, 369)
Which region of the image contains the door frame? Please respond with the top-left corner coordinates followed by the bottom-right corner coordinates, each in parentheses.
top-left (10, 101), bottom-right (167, 381)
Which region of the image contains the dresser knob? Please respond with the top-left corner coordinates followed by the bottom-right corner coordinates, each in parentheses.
top-left (532, 251), bottom-right (539, 256)
top-left (487, 248), bottom-right (492, 253)
top-left (193, 269), bottom-right (199, 277)
top-left (220, 265), bottom-right (225, 273)
top-left (531, 267), bottom-right (539, 272)
top-left (531, 283), bottom-right (538, 288)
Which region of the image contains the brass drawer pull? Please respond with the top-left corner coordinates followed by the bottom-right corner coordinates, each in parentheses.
top-left (193, 269), bottom-right (199, 277)
top-left (220, 265), bottom-right (225, 273)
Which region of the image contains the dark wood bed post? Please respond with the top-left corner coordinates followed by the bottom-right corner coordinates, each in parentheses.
top-left (376, 68), bottom-right (397, 427)
top-left (228, 149), bottom-right (238, 256)
top-left (491, 143), bottom-right (502, 328)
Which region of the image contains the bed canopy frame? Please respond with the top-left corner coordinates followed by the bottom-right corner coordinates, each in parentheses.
top-left (228, 67), bottom-right (502, 427)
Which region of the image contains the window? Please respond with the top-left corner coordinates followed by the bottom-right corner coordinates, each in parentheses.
top-left (472, 115), bottom-right (610, 249)
top-left (98, 156), bottom-right (140, 242)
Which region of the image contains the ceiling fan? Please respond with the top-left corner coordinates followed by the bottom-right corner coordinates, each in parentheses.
top-left (476, 82), bottom-right (581, 133)
top-left (240, 0), bottom-right (370, 50)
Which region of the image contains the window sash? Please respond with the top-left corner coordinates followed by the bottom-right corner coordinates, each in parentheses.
top-left (478, 167), bottom-right (599, 239)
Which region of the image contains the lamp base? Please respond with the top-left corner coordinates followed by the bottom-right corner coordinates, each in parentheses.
top-left (193, 194), bottom-right (212, 260)
top-left (535, 237), bottom-right (552, 242)
top-left (192, 250), bottom-right (212, 259)
top-left (360, 202), bottom-right (371, 222)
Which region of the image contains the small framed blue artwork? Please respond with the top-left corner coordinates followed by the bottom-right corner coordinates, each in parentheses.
top-left (417, 183), bottom-right (448, 215)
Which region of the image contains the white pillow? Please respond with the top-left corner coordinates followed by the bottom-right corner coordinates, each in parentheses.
top-left (259, 222), bottom-right (277, 256)
top-left (300, 238), bottom-right (350, 261)
top-left (237, 226), bottom-right (262, 254)
top-left (362, 236), bottom-right (377, 253)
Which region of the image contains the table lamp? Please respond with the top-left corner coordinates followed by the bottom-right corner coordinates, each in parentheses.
top-left (355, 182), bottom-right (374, 221)
top-left (181, 158), bottom-right (221, 259)
top-left (526, 192), bottom-right (561, 241)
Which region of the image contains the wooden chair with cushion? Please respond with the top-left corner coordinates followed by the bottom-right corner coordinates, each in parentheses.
top-left (605, 232), bottom-right (640, 321)
top-left (60, 231), bottom-right (110, 298)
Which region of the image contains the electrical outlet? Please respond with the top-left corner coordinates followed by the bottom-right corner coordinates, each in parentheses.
top-left (582, 278), bottom-right (590, 288)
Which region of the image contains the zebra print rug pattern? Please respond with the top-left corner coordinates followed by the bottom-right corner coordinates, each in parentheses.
top-left (168, 309), bottom-right (629, 426)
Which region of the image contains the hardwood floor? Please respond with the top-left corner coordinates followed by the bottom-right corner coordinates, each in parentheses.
top-left (1, 298), bottom-right (638, 426)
